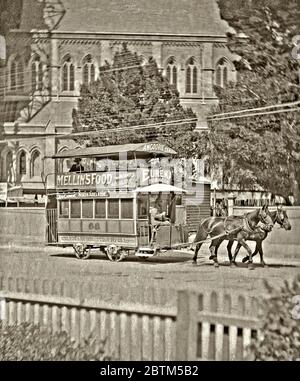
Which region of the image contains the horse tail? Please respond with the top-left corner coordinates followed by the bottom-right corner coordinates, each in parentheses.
top-left (194, 218), bottom-right (209, 244)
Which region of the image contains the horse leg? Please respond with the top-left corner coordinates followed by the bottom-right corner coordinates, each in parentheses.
top-left (193, 223), bottom-right (209, 264)
top-left (238, 239), bottom-right (255, 270)
top-left (258, 241), bottom-right (267, 267)
top-left (232, 242), bottom-right (242, 266)
top-left (242, 245), bottom-right (259, 264)
top-left (193, 243), bottom-right (203, 264)
top-left (209, 241), bottom-right (222, 260)
top-left (209, 242), bottom-right (214, 260)
top-left (227, 241), bottom-right (233, 263)
top-left (210, 239), bottom-right (224, 268)
top-left (210, 245), bottom-right (219, 268)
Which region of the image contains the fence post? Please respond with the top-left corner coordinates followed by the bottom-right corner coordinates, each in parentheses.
top-left (176, 290), bottom-right (199, 361)
top-left (0, 297), bottom-right (7, 321)
top-left (228, 193), bottom-right (235, 216)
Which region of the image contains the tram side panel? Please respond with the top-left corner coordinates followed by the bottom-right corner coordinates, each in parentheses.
top-left (56, 196), bottom-right (138, 250)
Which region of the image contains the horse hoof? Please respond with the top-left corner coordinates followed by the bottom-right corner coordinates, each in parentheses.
top-left (214, 262), bottom-right (220, 268)
top-left (209, 255), bottom-right (214, 260)
top-left (192, 261), bottom-right (197, 266)
top-left (230, 263), bottom-right (236, 268)
top-left (242, 257), bottom-right (249, 264)
top-left (261, 263), bottom-right (268, 268)
top-left (248, 263), bottom-right (255, 270)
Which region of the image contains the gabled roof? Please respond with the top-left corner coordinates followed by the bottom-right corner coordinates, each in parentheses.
top-left (20, 0), bottom-right (234, 37)
top-left (53, 142), bottom-right (177, 159)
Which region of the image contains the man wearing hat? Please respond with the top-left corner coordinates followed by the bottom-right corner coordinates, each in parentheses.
top-left (69, 158), bottom-right (84, 173)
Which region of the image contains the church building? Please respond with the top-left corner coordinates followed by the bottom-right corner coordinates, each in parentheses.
top-left (0, 0), bottom-right (236, 200)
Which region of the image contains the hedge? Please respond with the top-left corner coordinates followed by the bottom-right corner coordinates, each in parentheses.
top-left (0, 322), bottom-right (112, 361)
top-left (250, 275), bottom-right (300, 361)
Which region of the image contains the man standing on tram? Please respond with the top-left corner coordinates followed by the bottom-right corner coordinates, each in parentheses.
top-left (69, 158), bottom-right (85, 173)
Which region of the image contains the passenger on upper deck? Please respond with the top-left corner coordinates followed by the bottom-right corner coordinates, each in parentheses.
top-left (69, 158), bottom-right (84, 173)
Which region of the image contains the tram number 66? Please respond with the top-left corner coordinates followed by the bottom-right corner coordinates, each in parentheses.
top-left (88, 222), bottom-right (101, 231)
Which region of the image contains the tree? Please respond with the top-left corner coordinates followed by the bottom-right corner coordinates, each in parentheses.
top-left (208, 0), bottom-right (300, 204)
top-left (72, 44), bottom-right (206, 158)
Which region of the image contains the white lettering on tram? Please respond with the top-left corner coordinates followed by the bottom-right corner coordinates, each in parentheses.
top-left (85, 174), bottom-right (91, 186)
top-left (57, 172), bottom-right (119, 188)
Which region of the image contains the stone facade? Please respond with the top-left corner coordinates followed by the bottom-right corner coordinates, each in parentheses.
top-left (0, 0), bottom-right (237, 197)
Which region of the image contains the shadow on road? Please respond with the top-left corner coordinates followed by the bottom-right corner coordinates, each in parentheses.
top-left (49, 251), bottom-right (300, 270)
top-left (50, 251), bottom-right (193, 265)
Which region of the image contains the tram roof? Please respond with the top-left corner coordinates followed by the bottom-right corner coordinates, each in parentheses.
top-left (53, 143), bottom-right (177, 159)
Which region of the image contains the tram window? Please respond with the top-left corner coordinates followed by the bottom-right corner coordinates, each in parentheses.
top-left (108, 199), bottom-right (120, 219)
top-left (121, 199), bottom-right (133, 219)
top-left (70, 200), bottom-right (81, 218)
top-left (59, 201), bottom-right (69, 218)
top-left (95, 200), bottom-right (106, 219)
top-left (82, 200), bottom-right (93, 219)
top-left (138, 196), bottom-right (148, 219)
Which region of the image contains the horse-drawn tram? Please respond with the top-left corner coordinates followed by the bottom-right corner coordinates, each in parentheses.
top-left (45, 142), bottom-right (211, 262)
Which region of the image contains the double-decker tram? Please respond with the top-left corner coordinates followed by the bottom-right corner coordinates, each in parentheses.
top-left (45, 142), bottom-right (211, 262)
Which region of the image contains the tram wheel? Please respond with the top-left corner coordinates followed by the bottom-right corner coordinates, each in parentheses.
top-left (105, 245), bottom-right (128, 262)
top-left (73, 244), bottom-right (91, 260)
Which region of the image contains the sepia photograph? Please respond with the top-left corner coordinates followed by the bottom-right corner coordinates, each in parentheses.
top-left (0, 0), bottom-right (299, 368)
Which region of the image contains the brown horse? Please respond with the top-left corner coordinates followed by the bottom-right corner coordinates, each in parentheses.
top-left (227, 206), bottom-right (292, 267)
top-left (193, 206), bottom-right (274, 270)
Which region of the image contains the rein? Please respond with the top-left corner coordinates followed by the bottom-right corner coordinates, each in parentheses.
top-left (173, 225), bottom-right (243, 250)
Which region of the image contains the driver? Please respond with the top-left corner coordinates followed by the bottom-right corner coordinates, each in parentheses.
top-left (149, 196), bottom-right (171, 227)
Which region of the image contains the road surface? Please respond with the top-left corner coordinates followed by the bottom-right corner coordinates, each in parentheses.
top-left (0, 244), bottom-right (299, 300)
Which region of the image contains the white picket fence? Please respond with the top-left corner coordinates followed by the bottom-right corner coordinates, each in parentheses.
top-left (0, 280), bottom-right (262, 361)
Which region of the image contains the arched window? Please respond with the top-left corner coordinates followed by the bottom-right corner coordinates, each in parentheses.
top-left (216, 66), bottom-right (222, 88)
top-left (166, 57), bottom-right (177, 89)
top-left (10, 61), bottom-right (17, 90)
top-left (62, 55), bottom-right (75, 91)
top-left (186, 58), bottom-right (198, 94)
top-left (10, 56), bottom-right (24, 91)
top-left (31, 55), bottom-right (44, 91)
top-left (82, 55), bottom-right (96, 86)
top-left (19, 151), bottom-right (27, 176)
top-left (31, 150), bottom-right (42, 177)
top-left (223, 66), bottom-right (228, 87)
top-left (215, 58), bottom-right (230, 88)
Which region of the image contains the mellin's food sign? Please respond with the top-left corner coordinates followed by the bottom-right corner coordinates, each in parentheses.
top-left (56, 172), bottom-right (136, 190)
